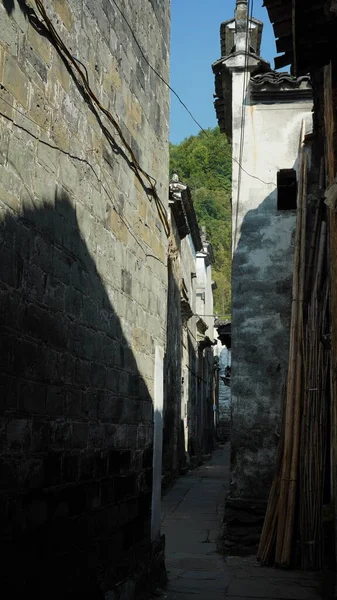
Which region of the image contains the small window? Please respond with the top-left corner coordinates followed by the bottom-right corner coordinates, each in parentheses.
top-left (277, 169), bottom-right (297, 210)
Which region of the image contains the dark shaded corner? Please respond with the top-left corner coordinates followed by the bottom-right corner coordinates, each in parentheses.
top-left (162, 256), bottom-right (182, 489)
top-left (0, 189), bottom-right (162, 598)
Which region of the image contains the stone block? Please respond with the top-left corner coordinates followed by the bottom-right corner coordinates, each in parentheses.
top-left (21, 41), bottom-right (48, 85)
top-left (59, 153), bottom-right (79, 192)
top-left (44, 452), bottom-right (63, 487)
top-left (27, 25), bottom-right (51, 65)
top-left (31, 233), bottom-right (53, 273)
top-left (26, 303), bottom-right (69, 350)
top-left (46, 386), bottom-right (65, 416)
top-left (6, 418), bottom-right (31, 451)
top-left (97, 392), bottom-right (120, 421)
top-left (50, 112), bottom-right (70, 151)
top-left (0, 373), bottom-right (18, 411)
top-left (63, 453), bottom-right (80, 483)
top-left (82, 391), bottom-right (99, 419)
top-left (88, 422), bottom-right (104, 447)
top-left (0, 10), bottom-right (20, 56)
top-left (101, 477), bottom-right (115, 504)
top-left (79, 453), bottom-right (96, 481)
top-left (54, 0), bottom-right (73, 31)
top-left (19, 380), bottom-right (46, 415)
top-left (65, 285), bottom-right (83, 318)
top-left (106, 368), bottom-right (119, 392)
top-left (118, 370), bottom-right (129, 395)
top-left (37, 138), bottom-right (60, 176)
top-left (3, 54), bottom-right (28, 108)
top-left (27, 498), bottom-right (48, 528)
top-left (85, 480), bottom-right (101, 510)
top-left (31, 418), bottom-right (50, 453)
top-left (72, 422), bottom-right (88, 449)
top-left (8, 136), bottom-right (34, 191)
top-left (82, 296), bottom-right (98, 326)
top-left (44, 275), bottom-right (66, 311)
top-left (74, 358), bottom-right (91, 387)
top-left (142, 401), bottom-right (153, 422)
top-left (65, 389), bottom-right (83, 417)
top-left (52, 420), bottom-right (73, 450)
top-left (53, 246), bottom-right (73, 285)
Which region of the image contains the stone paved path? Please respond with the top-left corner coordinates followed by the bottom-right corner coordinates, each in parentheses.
top-left (160, 445), bottom-right (322, 600)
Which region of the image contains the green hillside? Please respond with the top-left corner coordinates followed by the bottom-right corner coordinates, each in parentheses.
top-left (169, 127), bottom-right (232, 316)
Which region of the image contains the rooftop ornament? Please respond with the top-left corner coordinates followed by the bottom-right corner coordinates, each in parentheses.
top-left (215, 319), bottom-right (231, 348)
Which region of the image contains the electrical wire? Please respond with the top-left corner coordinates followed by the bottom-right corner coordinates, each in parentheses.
top-left (4, 0), bottom-right (275, 256)
top-left (34, 0), bottom-right (171, 238)
top-left (110, 0), bottom-right (275, 187)
top-left (109, 0), bottom-right (209, 136)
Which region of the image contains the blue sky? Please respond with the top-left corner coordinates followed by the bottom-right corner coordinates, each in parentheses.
top-left (169, 1), bottom-right (278, 145)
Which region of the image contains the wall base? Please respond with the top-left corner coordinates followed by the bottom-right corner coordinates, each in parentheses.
top-left (105, 535), bottom-right (167, 600)
top-left (222, 496), bottom-right (267, 555)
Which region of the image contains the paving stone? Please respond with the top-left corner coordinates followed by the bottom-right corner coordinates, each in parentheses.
top-left (161, 446), bottom-right (322, 600)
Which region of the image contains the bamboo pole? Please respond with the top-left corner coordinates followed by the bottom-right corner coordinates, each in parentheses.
top-left (275, 123), bottom-right (306, 566)
top-left (280, 151), bottom-right (307, 567)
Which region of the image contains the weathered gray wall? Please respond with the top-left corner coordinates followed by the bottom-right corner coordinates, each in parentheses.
top-left (0, 0), bottom-right (170, 596)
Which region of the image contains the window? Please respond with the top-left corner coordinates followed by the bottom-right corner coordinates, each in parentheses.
top-left (277, 169), bottom-right (297, 210)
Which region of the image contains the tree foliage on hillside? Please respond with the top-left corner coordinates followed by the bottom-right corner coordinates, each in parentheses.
top-left (170, 127), bottom-right (232, 316)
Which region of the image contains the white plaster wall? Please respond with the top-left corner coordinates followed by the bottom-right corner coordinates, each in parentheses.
top-left (232, 73), bottom-right (312, 250)
top-left (230, 68), bottom-right (313, 499)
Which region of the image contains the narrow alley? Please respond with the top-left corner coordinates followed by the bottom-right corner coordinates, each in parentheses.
top-left (161, 446), bottom-right (322, 600)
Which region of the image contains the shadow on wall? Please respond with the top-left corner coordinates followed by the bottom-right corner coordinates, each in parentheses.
top-left (230, 189), bottom-right (296, 499)
top-left (3, 0), bottom-right (37, 18)
top-left (3, 0), bottom-right (15, 14)
top-left (0, 190), bottom-right (156, 598)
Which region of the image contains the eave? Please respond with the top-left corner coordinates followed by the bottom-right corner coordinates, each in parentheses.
top-left (263, 0), bottom-right (337, 75)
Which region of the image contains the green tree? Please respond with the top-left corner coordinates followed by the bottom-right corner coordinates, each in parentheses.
top-left (169, 127), bottom-right (232, 316)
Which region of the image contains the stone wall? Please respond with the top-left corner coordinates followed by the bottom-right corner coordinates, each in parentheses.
top-left (0, 0), bottom-right (170, 596)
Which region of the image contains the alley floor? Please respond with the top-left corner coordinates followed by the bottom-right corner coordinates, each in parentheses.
top-left (160, 444), bottom-right (322, 600)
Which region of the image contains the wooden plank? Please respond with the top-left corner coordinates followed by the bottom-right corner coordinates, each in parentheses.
top-left (265, 2), bottom-right (292, 24)
top-left (276, 34), bottom-right (293, 53)
top-left (274, 52), bottom-right (292, 69)
top-left (324, 62), bottom-right (336, 185)
top-left (292, 0), bottom-right (297, 77)
top-left (273, 18), bottom-right (292, 38)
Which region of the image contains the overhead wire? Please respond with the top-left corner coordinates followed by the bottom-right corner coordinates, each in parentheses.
top-left (109, 0), bottom-right (275, 187)
top-left (109, 0), bottom-right (209, 136)
top-left (4, 0), bottom-right (275, 257)
top-left (34, 0), bottom-right (170, 237)
top-left (39, 0), bottom-right (273, 199)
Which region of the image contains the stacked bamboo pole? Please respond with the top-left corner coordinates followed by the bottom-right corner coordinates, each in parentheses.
top-left (299, 221), bottom-right (329, 570)
top-left (257, 125), bottom-right (331, 569)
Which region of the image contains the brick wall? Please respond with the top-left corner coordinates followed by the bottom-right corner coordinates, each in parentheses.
top-left (0, 0), bottom-right (170, 596)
